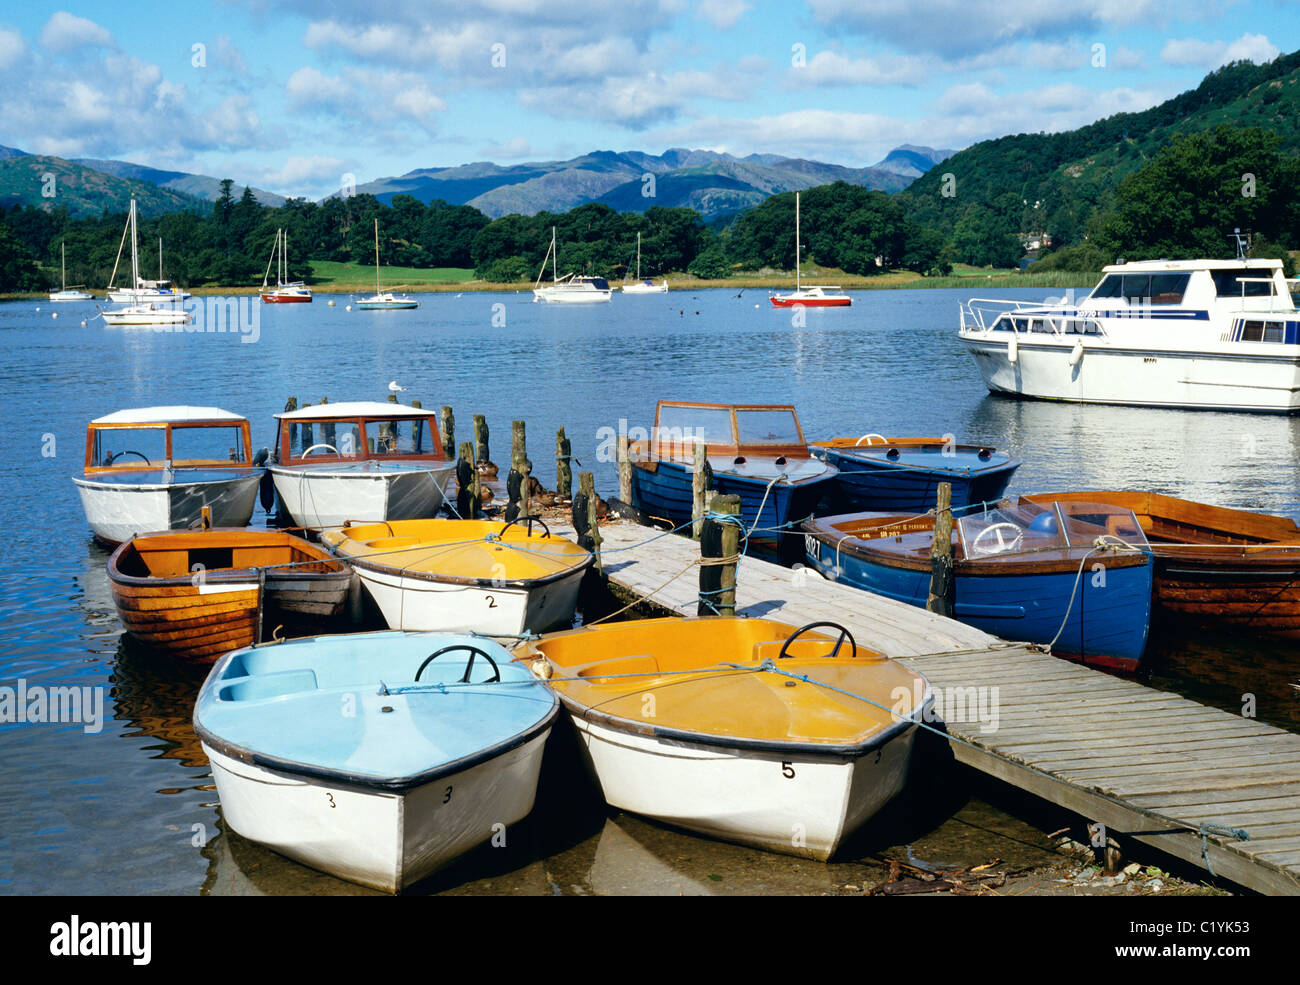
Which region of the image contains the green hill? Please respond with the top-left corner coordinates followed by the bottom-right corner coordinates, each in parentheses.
top-left (0, 155), bottom-right (208, 218)
top-left (902, 51), bottom-right (1300, 247)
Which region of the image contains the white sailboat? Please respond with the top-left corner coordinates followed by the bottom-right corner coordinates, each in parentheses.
top-left (101, 201), bottom-right (191, 326)
top-left (260, 229), bottom-right (312, 303)
top-left (356, 219), bottom-right (418, 309)
top-left (769, 192), bottom-right (851, 307)
top-left (621, 232), bottom-right (668, 294)
top-left (49, 243), bottom-right (92, 301)
top-left (533, 227), bottom-right (612, 303)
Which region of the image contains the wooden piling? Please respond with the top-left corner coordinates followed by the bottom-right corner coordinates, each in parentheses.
top-left (556, 427), bottom-right (572, 503)
top-left (617, 433), bottom-right (632, 505)
top-left (926, 481), bottom-right (954, 617)
top-left (474, 414), bottom-right (489, 465)
top-left (439, 406), bottom-right (455, 460)
top-left (691, 441), bottom-right (713, 539)
top-left (580, 471), bottom-right (602, 571)
top-left (456, 441), bottom-right (477, 519)
top-left (511, 419), bottom-right (530, 517)
top-left (698, 493), bottom-right (741, 616)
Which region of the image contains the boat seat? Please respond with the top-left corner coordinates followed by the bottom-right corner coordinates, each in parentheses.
top-left (219, 669), bottom-right (319, 702)
top-left (362, 536), bottom-right (423, 550)
top-left (576, 654), bottom-right (659, 678)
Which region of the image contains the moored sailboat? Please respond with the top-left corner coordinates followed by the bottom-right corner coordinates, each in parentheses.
top-left (356, 219), bottom-right (418, 309)
top-left (260, 228), bottom-right (312, 303)
top-left (770, 192), bottom-right (851, 308)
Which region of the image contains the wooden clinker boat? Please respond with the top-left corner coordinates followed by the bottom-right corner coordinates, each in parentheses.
top-left (108, 529), bottom-right (354, 662)
top-left (515, 617), bottom-right (932, 859)
top-left (1025, 491), bottom-right (1300, 638)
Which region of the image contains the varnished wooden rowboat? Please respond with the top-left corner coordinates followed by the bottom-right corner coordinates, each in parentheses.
top-left (108, 529), bottom-right (354, 662)
top-left (1025, 491), bottom-right (1300, 638)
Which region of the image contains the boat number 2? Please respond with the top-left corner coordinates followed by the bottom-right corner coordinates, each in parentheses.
top-left (443, 785), bottom-right (453, 804)
top-left (781, 762), bottom-right (795, 779)
top-left (326, 793), bottom-right (336, 809)
top-left (485, 595), bottom-right (497, 608)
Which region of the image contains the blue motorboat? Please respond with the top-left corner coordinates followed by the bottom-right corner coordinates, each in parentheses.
top-left (628, 401), bottom-right (837, 552)
top-left (810, 435), bottom-right (1020, 513)
top-left (802, 497), bottom-right (1154, 671)
top-left (193, 631), bottom-right (558, 892)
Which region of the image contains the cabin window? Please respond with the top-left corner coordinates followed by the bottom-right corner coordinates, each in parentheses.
top-left (92, 427), bottom-right (167, 468)
top-left (655, 406), bottom-right (734, 451)
top-left (1090, 275), bottom-right (1123, 300)
top-left (363, 418), bottom-right (435, 456)
top-left (1061, 319), bottom-right (1102, 335)
top-left (736, 410), bottom-right (802, 446)
top-left (1147, 273), bottom-right (1190, 305)
top-left (290, 420), bottom-right (362, 459)
top-left (1213, 270), bottom-right (1274, 298)
top-left (1028, 318), bottom-right (1053, 334)
top-left (1239, 320), bottom-right (1285, 343)
top-left (172, 425), bottom-right (246, 464)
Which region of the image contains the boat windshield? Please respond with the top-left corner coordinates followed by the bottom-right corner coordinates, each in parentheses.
top-left (958, 499), bottom-right (1148, 558)
top-left (287, 416), bottom-right (436, 460)
top-left (655, 405), bottom-right (734, 450)
top-left (171, 425), bottom-right (248, 464)
top-left (1090, 272), bottom-right (1190, 304)
top-left (91, 427), bottom-right (167, 469)
top-left (736, 409), bottom-right (802, 446)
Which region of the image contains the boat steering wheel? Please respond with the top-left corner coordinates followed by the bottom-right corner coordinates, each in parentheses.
top-left (854, 433), bottom-right (888, 447)
top-left (301, 443), bottom-right (339, 457)
top-left (107, 450), bottom-right (151, 465)
top-left (415, 644), bottom-right (501, 684)
top-left (778, 621), bottom-right (857, 660)
top-left (500, 515), bottom-right (551, 539)
top-left (970, 522), bottom-right (1023, 556)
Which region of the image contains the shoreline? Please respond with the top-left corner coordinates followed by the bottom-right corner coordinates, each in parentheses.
top-left (2, 270), bottom-right (1097, 301)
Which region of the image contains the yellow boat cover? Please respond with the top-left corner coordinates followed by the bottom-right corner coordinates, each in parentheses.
top-left (514, 617), bottom-right (929, 749)
top-left (322, 519), bottom-right (590, 583)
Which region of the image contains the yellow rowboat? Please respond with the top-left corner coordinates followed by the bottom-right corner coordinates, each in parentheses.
top-left (321, 517), bottom-right (593, 636)
top-left (514, 617), bottom-right (933, 860)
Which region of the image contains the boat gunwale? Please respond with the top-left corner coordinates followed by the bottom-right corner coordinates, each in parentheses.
top-left (107, 528), bottom-right (351, 588)
top-left (812, 440), bottom-right (1022, 478)
top-left (326, 537), bottom-right (595, 590)
top-left (630, 448), bottom-right (835, 487)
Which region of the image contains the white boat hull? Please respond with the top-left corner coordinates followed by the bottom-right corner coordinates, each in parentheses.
top-left (269, 464), bottom-right (456, 530)
top-left (532, 288), bottom-right (612, 304)
top-left (622, 282), bottom-right (668, 294)
top-left (569, 717), bottom-right (919, 859)
top-left (963, 336), bottom-right (1300, 412)
top-left (72, 473), bottom-right (261, 545)
top-left (202, 731), bottom-right (550, 893)
top-left (353, 563), bottom-right (586, 635)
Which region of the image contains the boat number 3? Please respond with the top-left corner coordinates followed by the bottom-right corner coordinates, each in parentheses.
top-left (781, 762), bottom-right (795, 779)
top-left (485, 595), bottom-right (497, 608)
top-left (443, 785), bottom-right (453, 804)
top-left (326, 793), bottom-right (336, 809)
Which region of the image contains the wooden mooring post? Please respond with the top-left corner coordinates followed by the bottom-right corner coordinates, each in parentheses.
top-left (509, 419), bottom-right (530, 518)
top-left (691, 441), bottom-right (713, 539)
top-left (617, 433), bottom-right (632, 505)
top-left (556, 427), bottom-right (572, 504)
top-left (456, 441), bottom-right (478, 519)
top-left (439, 405), bottom-right (455, 460)
top-left (926, 481), bottom-right (954, 617)
top-left (474, 414), bottom-right (489, 465)
top-left (698, 493), bottom-right (741, 616)
top-left (574, 471), bottom-right (602, 571)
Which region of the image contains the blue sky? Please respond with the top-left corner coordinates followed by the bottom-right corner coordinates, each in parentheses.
top-left (1, 2), bottom-right (1297, 199)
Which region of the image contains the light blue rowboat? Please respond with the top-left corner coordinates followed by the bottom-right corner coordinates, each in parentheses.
top-left (194, 630), bottom-right (558, 892)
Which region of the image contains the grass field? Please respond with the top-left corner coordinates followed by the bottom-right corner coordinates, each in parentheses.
top-left (305, 261), bottom-right (476, 289)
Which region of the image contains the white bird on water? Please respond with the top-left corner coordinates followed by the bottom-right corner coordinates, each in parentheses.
top-left (388, 381), bottom-right (407, 393)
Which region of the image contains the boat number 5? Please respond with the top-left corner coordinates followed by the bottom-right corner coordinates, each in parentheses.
top-left (485, 595), bottom-right (497, 608)
top-left (781, 762), bottom-right (795, 779)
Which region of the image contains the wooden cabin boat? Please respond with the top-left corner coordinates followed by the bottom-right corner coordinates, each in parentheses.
top-left (108, 529), bottom-right (353, 662)
top-left (1025, 491), bottom-right (1300, 639)
top-left (515, 617), bottom-right (932, 859)
top-left (194, 631), bottom-right (558, 893)
top-left (321, 517), bottom-right (593, 635)
top-left (811, 435), bottom-right (1021, 513)
top-left (802, 498), bottom-right (1155, 671)
top-left (73, 406), bottom-right (265, 546)
top-left (628, 401), bottom-right (837, 549)
top-left (267, 401), bottom-right (456, 530)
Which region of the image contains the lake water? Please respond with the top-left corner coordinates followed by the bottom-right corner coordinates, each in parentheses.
top-left (2, 286), bottom-right (1297, 895)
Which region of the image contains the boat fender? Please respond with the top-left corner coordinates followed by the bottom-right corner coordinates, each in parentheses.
top-left (1068, 340), bottom-right (1084, 366)
top-left (259, 471), bottom-right (276, 512)
top-left (1007, 334), bottom-right (1018, 364)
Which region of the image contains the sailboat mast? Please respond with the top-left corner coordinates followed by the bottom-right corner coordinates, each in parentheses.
top-left (552, 227), bottom-right (557, 283)
top-left (283, 231), bottom-right (288, 285)
top-left (61, 242), bottom-right (66, 290)
top-left (374, 218), bottom-right (381, 294)
top-left (795, 192), bottom-right (801, 291)
top-left (129, 200), bottom-right (140, 301)
top-left (637, 231), bottom-right (641, 281)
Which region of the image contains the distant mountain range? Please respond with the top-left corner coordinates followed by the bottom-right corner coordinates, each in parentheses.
top-left (336, 146), bottom-right (954, 221)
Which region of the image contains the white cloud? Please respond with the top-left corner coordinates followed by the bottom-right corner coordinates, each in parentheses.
top-left (478, 136), bottom-right (540, 159)
top-left (40, 12), bottom-right (114, 53)
top-left (0, 28), bottom-right (27, 70)
top-left (1161, 33), bottom-right (1279, 69)
top-left (792, 50), bottom-right (930, 87)
top-left (695, 0), bottom-right (749, 29)
top-left (260, 155), bottom-right (345, 187)
top-left (286, 66), bottom-right (446, 133)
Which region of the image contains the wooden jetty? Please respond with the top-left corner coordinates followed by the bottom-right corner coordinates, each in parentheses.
top-left (565, 516), bottom-right (1300, 895)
